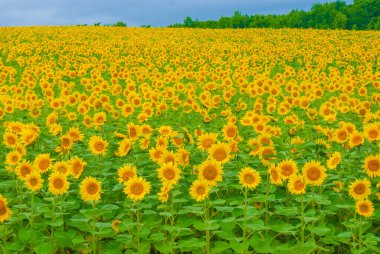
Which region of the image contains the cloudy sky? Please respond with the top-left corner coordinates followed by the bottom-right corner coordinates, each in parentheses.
top-left (0, 0), bottom-right (354, 27)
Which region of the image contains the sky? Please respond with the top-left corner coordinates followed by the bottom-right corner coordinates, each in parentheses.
top-left (0, 0), bottom-right (354, 27)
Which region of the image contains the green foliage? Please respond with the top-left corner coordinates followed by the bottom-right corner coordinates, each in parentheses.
top-left (113, 21), bottom-right (127, 27)
top-left (169, 0), bottom-right (379, 30)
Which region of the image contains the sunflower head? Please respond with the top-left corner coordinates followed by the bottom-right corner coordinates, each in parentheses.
top-left (238, 167), bottom-right (261, 189)
top-left (80, 177), bottom-right (102, 202)
top-left (189, 179), bottom-right (210, 202)
top-left (48, 172), bottom-right (70, 196)
top-left (355, 199), bottom-right (374, 217)
top-left (124, 177), bottom-right (151, 202)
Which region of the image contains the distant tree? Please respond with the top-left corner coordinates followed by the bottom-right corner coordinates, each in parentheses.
top-left (169, 0), bottom-right (379, 30)
top-left (94, 22), bottom-right (102, 26)
top-left (114, 21), bottom-right (127, 27)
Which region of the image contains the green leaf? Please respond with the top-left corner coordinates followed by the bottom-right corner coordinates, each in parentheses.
top-left (35, 242), bottom-right (55, 254)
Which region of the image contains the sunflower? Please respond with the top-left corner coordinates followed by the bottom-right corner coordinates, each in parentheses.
top-left (67, 127), bottom-right (84, 142)
top-left (158, 183), bottom-right (173, 203)
top-left (124, 177), bottom-right (151, 202)
top-left (53, 161), bottom-right (70, 175)
top-left (3, 132), bottom-right (18, 148)
top-left (287, 175), bottom-right (306, 195)
top-left (80, 177), bottom-right (101, 202)
top-left (238, 167), bottom-right (261, 189)
top-left (277, 159), bottom-right (298, 179)
top-left (157, 150), bottom-right (176, 165)
top-left (363, 154), bottom-right (380, 178)
top-left (222, 122), bottom-right (238, 140)
top-left (0, 194), bottom-right (12, 223)
top-left (196, 133), bottom-right (218, 151)
top-left (70, 156), bottom-right (86, 178)
top-left (15, 161), bottom-right (34, 180)
top-left (302, 161), bottom-right (327, 186)
top-left (127, 123), bottom-right (140, 140)
top-left (334, 128), bottom-right (348, 143)
top-left (5, 151), bottom-right (21, 166)
top-left (326, 152), bottom-right (341, 170)
top-left (157, 162), bottom-right (181, 185)
top-left (364, 123), bottom-right (380, 142)
top-left (48, 172), bottom-right (70, 196)
top-left (176, 148), bottom-right (190, 166)
top-left (149, 146), bottom-right (165, 162)
top-left (88, 136), bottom-right (108, 155)
top-left (117, 165), bottom-right (137, 184)
top-left (189, 179), bottom-right (210, 202)
top-left (24, 172), bottom-right (43, 192)
top-left (348, 131), bottom-right (364, 147)
top-left (115, 138), bottom-right (132, 157)
top-left (208, 142), bottom-right (231, 164)
top-left (355, 199), bottom-right (374, 217)
top-left (34, 154), bottom-right (52, 173)
top-left (348, 179), bottom-right (371, 200)
top-left (112, 219), bottom-right (121, 234)
top-left (198, 159), bottom-right (223, 186)
top-left (268, 164), bottom-right (283, 185)
top-left (60, 135), bottom-right (73, 150)
top-left (93, 112), bottom-right (107, 126)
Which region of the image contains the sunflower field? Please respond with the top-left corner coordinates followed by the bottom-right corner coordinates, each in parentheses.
top-left (0, 27), bottom-right (379, 254)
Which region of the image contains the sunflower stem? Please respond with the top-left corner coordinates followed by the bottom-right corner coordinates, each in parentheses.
top-left (300, 194), bottom-right (305, 254)
top-left (204, 200), bottom-right (210, 254)
top-left (92, 201), bottom-right (98, 254)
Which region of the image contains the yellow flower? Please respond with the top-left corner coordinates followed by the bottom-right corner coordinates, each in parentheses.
top-left (48, 172), bottom-right (70, 196)
top-left (34, 154), bottom-right (52, 173)
top-left (326, 152), bottom-right (341, 170)
top-left (115, 138), bottom-right (132, 157)
top-left (355, 199), bottom-right (374, 217)
top-left (238, 167), bottom-right (261, 189)
top-left (0, 194), bottom-right (12, 223)
top-left (287, 175), bottom-right (306, 195)
top-left (189, 179), bottom-right (210, 202)
top-left (302, 160), bottom-right (327, 186)
top-left (117, 165), bottom-right (137, 184)
top-left (208, 142), bottom-right (231, 164)
top-left (70, 156), bottom-right (86, 178)
top-left (3, 132), bottom-right (18, 148)
top-left (80, 177), bottom-right (101, 202)
top-left (198, 159), bottom-right (223, 186)
top-left (277, 159), bottom-right (298, 179)
top-left (196, 132), bottom-right (218, 151)
top-left (124, 177), bottom-right (151, 202)
top-left (157, 162), bottom-right (181, 185)
top-left (88, 136), bottom-right (108, 155)
top-left (363, 154), bottom-right (380, 178)
top-left (16, 161), bottom-right (34, 180)
top-left (348, 179), bottom-right (371, 201)
top-left (24, 172), bottom-right (43, 192)
top-left (5, 151), bottom-right (21, 166)
top-left (268, 164), bottom-right (283, 185)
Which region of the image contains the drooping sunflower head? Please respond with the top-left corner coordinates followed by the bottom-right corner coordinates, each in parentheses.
top-left (80, 177), bottom-right (102, 202)
top-left (268, 164), bottom-right (283, 185)
top-left (117, 164), bottom-right (137, 184)
top-left (123, 177), bottom-right (151, 202)
top-left (70, 156), bottom-right (86, 178)
top-left (238, 167), bottom-right (261, 190)
top-left (326, 152), bottom-right (341, 170)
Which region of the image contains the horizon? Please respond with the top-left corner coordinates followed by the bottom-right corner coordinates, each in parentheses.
top-left (0, 0), bottom-right (354, 27)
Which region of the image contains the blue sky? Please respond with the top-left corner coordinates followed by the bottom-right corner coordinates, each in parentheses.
top-left (0, 0), bottom-right (354, 27)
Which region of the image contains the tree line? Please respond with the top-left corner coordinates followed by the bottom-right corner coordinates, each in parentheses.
top-left (169, 0), bottom-right (380, 30)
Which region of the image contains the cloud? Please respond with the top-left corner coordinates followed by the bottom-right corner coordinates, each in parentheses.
top-left (0, 0), bottom-right (354, 27)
